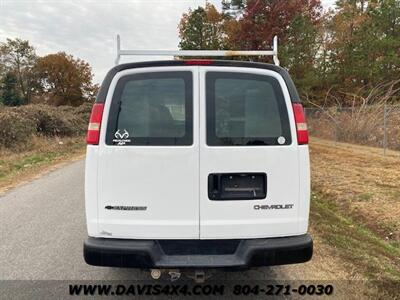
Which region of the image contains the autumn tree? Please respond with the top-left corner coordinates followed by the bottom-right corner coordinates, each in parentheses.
top-left (178, 0), bottom-right (400, 104)
top-left (222, 0), bottom-right (322, 99)
top-left (324, 0), bottom-right (400, 99)
top-left (179, 1), bottom-right (322, 98)
top-left (0, 38), bottom-right (37, 103)
top-left (325, 1), bottom-right (371, 91)
top-left (34, 52), bottom-right (97, 106)
top-left (223, 0), bottom-right (321, 48)
top-left (282, 14), bottom-right (322, 98)
top-left (179, 3), bottom-right (228, 50)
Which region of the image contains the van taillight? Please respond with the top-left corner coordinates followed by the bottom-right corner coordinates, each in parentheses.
top-left (86, 103), bottom-right (105, 145)
top-left (292, 103), bottom-right (309, 145)
top-left (184, 60), bottom-right (213, 65)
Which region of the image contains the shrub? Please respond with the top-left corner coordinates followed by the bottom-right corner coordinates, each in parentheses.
top-left (73, 102), bottom-right (93, 116)
top-left (16, 104), bottom-right (88, 136)
top-left (0, 109), bottom-right (36, 150)
top-left (0, 103), bottom-right (92, 150)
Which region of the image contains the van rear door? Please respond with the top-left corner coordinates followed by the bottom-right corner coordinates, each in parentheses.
top-left (97, 67), bottom-right (199, 239)
top-left (199, 67), bottom-right (301, 239)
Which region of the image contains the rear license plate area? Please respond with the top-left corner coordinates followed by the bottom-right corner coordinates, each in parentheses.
top-left (208, 173), bottom-right (267, 200)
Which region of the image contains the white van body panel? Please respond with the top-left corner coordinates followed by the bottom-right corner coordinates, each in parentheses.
top-left (297, 145), bottom-right (311, 233)
top-left (85, 65), bottom-right (310, 240)
top-left (85, 145), bottom-right (99, 236)
top-left (198, 67), bottom-right (305, 239)
top-left (96, 66), bottom-right (200, 239)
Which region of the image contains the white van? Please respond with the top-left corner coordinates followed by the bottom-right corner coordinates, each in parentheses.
top-left (83, 49), bottom-right (312, 273)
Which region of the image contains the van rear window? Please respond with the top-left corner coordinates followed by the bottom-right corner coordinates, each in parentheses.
top-left (206, 72), bottom-right (291, 146)
top-left (106, 72), bottom-right (193, 146)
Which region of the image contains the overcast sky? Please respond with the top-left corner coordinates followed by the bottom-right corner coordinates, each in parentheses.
top-left (0, 0), bottom-right (336, 83)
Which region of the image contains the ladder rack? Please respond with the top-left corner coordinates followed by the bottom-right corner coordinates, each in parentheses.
top-left (115, 35), bottom-right (280, 66)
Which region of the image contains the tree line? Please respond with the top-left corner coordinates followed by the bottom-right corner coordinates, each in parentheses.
top-left (178, 0), bottom-right (400, 105)
top-left (0, 38), bottom-right (98, 107)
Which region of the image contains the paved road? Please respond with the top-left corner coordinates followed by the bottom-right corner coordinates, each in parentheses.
top-left (0, 159), bottom-right (365, 299)
top-left (0, 159), bottom-right (286, 282)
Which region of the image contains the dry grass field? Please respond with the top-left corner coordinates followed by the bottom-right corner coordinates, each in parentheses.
top-left (0, 136), bottom-right (399, 298)
top-left (307, 138), bottom-right (400, 298)
top-left (0, 136), bottom-right (85, 194)
top-left (310, 138), bottom-right (400, 243)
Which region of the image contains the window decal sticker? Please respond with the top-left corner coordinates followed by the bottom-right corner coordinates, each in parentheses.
top-left (113, 129), bottom-right (131, 145)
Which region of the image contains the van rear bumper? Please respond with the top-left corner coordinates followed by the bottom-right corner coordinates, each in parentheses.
top-left (84, 234), bottom-right (312, 269)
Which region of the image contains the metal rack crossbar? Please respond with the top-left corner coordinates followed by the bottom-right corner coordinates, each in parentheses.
top-left (115, 35), bottom-right (280, 66)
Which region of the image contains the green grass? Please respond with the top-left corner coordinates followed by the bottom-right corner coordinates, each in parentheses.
top-left (12, 154), bottom-right (48, 170)
top-left (10, 152), bottom-right (63, 170)
top-left (310, 192), bottom-right (400, 298)
top-left (0, 137), bottom-right (85, 188)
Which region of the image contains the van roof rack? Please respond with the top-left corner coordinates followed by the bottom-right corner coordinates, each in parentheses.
top-left (115, 35), bottom-right (280, 66)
